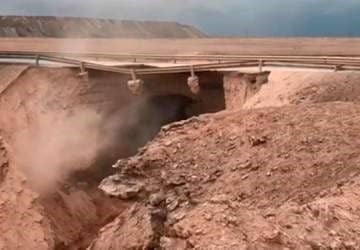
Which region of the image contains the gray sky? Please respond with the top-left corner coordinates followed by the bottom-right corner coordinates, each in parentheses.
top-left (1, 0), bottom-right (360, 36)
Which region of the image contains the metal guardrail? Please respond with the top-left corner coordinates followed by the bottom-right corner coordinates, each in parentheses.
top-left (1, 52), bottom-right (360, 77)
top-left (3, 51), bottom-right (360, 62)
top-left (2, 51), bottom-right (360, 61)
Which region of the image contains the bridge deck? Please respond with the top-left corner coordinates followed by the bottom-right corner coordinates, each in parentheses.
top-left (0, 52), bottom-right (360, 77)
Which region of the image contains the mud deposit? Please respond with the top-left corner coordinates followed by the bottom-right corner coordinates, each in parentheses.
top-left (1, 65), bottom-right (360, 249)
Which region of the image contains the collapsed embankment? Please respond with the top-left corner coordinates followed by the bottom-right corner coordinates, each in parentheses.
top-left (0, 65), bottom-right (225, 249)
top-left (1, 65), bottom-right (360, 249)
top-left (94, 102), bottom-right (360, 249)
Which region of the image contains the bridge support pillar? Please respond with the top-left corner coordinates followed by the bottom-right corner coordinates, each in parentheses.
top-left (127, 70), bottom-right (144, 95)
top-left (187, 65), bottom-right (200, 94)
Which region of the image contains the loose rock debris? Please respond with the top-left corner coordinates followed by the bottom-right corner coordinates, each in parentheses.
top-left (92, 102), bottom-right (360, 249)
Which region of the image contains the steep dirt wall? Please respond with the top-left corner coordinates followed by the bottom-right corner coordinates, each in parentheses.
top-left (223, 71), bottom-right (270, 110)
top-left (0, 66), bottom-right (132, 249)
top-left (0, 137), bottom-right (55, 250)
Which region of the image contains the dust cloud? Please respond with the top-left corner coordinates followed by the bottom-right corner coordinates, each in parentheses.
top-left (13, 108), bottom-right (113, 193)
top-left (11, 94), bottom-right (189, 194)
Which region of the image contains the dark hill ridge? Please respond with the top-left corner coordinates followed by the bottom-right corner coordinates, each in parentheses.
top-left (0, 16), bottom-right (206, 38)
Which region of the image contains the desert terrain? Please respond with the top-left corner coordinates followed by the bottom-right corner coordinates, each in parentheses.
top-left (1, 16), bottom-right (360, 250)
top-left (1, 38), bottom-right (360, 56)
top-left (1, 62), bottom-right (360, 249)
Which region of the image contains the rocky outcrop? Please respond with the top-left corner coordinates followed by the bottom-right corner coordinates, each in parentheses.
top-left (0, 16), bottom-right (206, 38)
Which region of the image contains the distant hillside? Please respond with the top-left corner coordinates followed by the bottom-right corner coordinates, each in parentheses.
top-left (0, 16), bottom-right (206, 38)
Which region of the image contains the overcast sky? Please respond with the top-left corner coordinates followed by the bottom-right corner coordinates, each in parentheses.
top-left (1, 0), bottom-right (360, 36)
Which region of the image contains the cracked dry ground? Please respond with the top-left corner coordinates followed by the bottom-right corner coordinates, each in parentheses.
top-left (93, 102), bottom-right (360, 250)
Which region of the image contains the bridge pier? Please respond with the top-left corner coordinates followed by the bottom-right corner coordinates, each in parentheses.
top-left (187, 65), bottom-right (200, 94)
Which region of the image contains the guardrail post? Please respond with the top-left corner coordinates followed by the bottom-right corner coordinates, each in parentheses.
top-left (34, 55), bottom-right (40, 66)
top-left (259, 60), bottom-right (264, 72)
top-left (323, 57), bottom-right (328, 64)
top-left (78, 62), bottom-right (89, 81)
